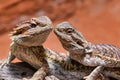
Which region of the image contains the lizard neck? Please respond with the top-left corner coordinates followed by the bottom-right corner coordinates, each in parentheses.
top-left (10, 42), bottom-right (46, 69)
top-left (11, 42), bottom-right (45, 55)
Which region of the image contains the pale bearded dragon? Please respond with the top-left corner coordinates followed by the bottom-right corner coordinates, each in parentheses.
top-left (0, 16), bottom-right (53, 80)
top-left (0, 17), bottom-right (119, 80)
top-left (54, 22), bottom-right (120, 80)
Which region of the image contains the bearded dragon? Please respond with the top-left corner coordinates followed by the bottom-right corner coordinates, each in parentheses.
top-left (0, 16), bottom-right (53, 80)
top-left (54, 22), bottom-right (120, 80)
top-left (0, 17), bottom-right (119, 80)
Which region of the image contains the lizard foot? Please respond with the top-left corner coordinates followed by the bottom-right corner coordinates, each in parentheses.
top-left (83, 66), bottom-right (104, 80)
top-left (45, 75), bottom-right (60, 80)
top-left (62, 62), bottom-right (74, 70)
top-left (0, 59), bottom-right (9, 69)
top-left (83, 74), bottom-right (108, 80)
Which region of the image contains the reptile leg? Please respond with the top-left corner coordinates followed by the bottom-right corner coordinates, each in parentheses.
top-left (83, 66), bottom-right (104, 80)
top-left (22, 64), bottom-right (49, 80)
top-left (0, 52), bottom-right (15, 68)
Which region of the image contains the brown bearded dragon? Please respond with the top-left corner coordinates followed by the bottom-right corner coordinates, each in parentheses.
top-left (54, 22), bottom-right (120, 80)
top-left (0, 16), bottom-right (53, 80)
top-left (0, 16), bottom-right (119, 80)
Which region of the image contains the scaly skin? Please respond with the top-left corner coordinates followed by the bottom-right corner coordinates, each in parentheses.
top-left (45, 48), bottom-right (120, 80)
top-left (0, 17), bottom-right (119, 80)
top-left (0, 16), bottom-right (53, 80)
top-left (0, 16), bottom-right (102, 80)
top-left (54, 22), bottom-right (120, 80)
top-left (44, 48), bottom-right (110, 80)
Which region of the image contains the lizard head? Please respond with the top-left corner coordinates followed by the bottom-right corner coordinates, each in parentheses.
top-left (10, 16), bottom-right (53, 46)
top-left (54, 22), bottom-right (92, 55)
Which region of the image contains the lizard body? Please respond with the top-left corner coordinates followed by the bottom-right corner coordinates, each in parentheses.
top-left (54, 22), bottom-right (120, 80)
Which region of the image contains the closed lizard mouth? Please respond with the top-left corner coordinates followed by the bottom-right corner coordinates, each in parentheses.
top-left (11, 23), bottom-right (32, 36)
top-left (11, 21), bottom-right (48, 36)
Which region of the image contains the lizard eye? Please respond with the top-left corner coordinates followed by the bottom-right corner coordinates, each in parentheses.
top-left (66, 28), bottom-right (74, 33)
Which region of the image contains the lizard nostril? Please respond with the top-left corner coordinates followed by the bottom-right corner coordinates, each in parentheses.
top-left (31, 24), bottom-right (36, 28)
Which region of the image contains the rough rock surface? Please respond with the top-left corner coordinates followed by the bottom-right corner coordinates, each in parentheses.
top-left (0, 61), bottom-right (35, 80)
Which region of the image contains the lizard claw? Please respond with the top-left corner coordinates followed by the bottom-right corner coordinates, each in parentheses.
top-left (0, 59), bottom-right (9, 69)
top-left (62, 53), bottom-right (74, 70)
top-left (22, 78), bottom-right (28, 80)
top-left (83, 76), bottom-right (91, 80)
top-left (83, 75), bottom-right (104, 80)
top-left (22, 77), bottom-right (44, 80)
top-left (62, 62), bottom-right (73, 70)
top-left (45, 75), bottom-right (60, 80)
top-left (22, 78), bottom-right (32, 80)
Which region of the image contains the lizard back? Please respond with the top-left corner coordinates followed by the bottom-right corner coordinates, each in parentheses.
top-left (88, 42), bottom-right (120, 60)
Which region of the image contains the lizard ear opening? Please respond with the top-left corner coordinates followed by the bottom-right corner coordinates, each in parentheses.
top-left (76, 40), bottom-right (83, 46)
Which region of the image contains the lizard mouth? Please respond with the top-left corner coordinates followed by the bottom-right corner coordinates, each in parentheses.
top-left (11, 21), bottom-right (51, 36)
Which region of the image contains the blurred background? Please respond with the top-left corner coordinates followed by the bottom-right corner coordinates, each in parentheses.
top-left (0, 0), bottom-right (120, 61)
